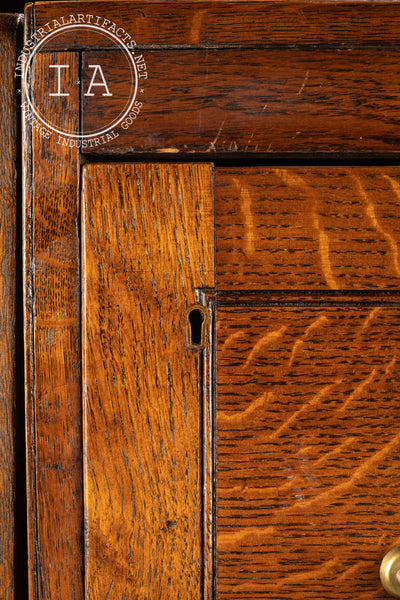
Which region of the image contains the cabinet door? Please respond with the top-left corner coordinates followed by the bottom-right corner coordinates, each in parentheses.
top-left (81, 162), bottom-right (214, 599)
top-left (78, 163), bottom-right (400, 599)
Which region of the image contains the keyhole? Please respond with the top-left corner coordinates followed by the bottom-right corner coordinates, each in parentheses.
top-left (184, 305), bottom-right (208, 349)
top-left (188, 309), bottom-right (204, 345)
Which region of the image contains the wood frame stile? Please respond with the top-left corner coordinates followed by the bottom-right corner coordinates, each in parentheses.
top-left (23, 5), bottom-right (84, 599)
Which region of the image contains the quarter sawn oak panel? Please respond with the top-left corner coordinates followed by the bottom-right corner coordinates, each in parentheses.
top-left (82, 163), bottom-right (214, 599)
top-left (217, 304), bottom-right (400, 599)
top-left (216, 167), bottom-right (400, 290)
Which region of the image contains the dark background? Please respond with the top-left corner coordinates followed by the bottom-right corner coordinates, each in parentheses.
top-left (2, 1), bottom-right (56, 13)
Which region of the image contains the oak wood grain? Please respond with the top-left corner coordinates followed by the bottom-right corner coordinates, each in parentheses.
top-left (82, 163), bottom-right (214, 599)
top-left (34, 1), bottom-right (400, 49)
top-left (0, 14), bottom-right (21, 600)
top-left (217, 303), bottom-right (400, 599)
top-left (215, 167), bottom-right (400, 290)
top-left (24, 52), bottom-right (83, 600)
top-left (24, 3), bottom-right (400, 599)
top-left (80, 47), bottom-right (400, 154)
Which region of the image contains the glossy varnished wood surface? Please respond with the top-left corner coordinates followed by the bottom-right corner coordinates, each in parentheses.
top-left (215, 167), bottom-right (400, 289)
top-left (34, 1), bottom-right (400, 48)
top-left (23, 2), bottom-right (400, 598)
top-left (82, 163), bottom-right (214, 599)
top-left (217, 302), bottom-right (400, 599)
top-left (80, 48), bottom-right (400, 154)
top-left (24, 52), bottom-right (83, 599)
top-left (0, 14), bottom-right (21, 600)
top-left (31, 0), bottom-right (400, 154)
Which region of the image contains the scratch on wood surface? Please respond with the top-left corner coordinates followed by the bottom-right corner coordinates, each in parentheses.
top-left (245, 129), bottom-right (255, 150)
top-left (297, 70), bottom-right (310, 95)
top-left (208, 119), bottom-right (225, 152)
top-left (296, 444), bottom-right (316, 458)
top-left (269, 379), bottom-right (342, 441)
top-left (242, 326), bottom-right (287, 370)
top-left (354, 174), bottom-right (400, 277)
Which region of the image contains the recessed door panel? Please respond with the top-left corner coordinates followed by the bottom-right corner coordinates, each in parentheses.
top-left (216, 302), bottom-right (400, 599)
top-left (81, 163), bottom-right (214, 599)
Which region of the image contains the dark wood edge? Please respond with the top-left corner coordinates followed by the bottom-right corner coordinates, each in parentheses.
top-left (0, 12), bottom-right (25, 600)
top-left (22, 4), bottom-right (38, 596)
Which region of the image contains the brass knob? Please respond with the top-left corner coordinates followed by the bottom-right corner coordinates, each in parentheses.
top-left (380, 546), bottom-right (400, 598)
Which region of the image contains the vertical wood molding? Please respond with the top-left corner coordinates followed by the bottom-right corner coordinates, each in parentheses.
top-left (0, 13), bottom-right (22, 600)
top-left (82, 163), bottom-right (214, 599)
top-left (23, 51), bottom-right (83, 600)
top-left (201, 291), bottom-right (217, 600)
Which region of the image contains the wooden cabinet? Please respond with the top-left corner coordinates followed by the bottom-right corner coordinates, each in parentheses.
top-left (14, 1), bottom-right (400, 599)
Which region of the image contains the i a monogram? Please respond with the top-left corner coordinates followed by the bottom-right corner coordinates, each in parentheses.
top-left (49, 64), bottom-right (113, 97)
